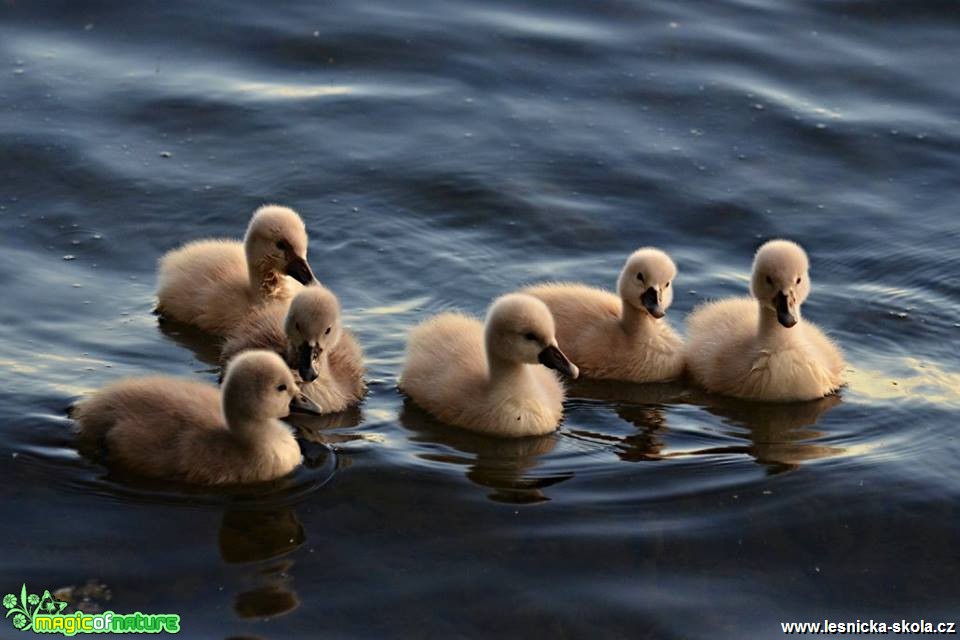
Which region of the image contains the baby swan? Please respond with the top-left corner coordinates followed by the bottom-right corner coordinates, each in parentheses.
top-left (400, 293), bottom-right (579, 438)
top-left (73, 350), bottom-right (321, 485)
top-left (221, 286), bottom-right (366, 414)
top-left (156, 205), bottom-right (317, 334)
top-left (685, 239), bottom-right (845, 402)
top-left (523, 247), bottom-right (684, 382)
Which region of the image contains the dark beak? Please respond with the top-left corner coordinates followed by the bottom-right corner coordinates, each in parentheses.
top-left (640, 286), bottom-right (665, 319)
top-left (285, 256), bottom-right (316, 285)
top-left (774, 291), bottom-right (797, 328)
top-left (537, 345), bottom-right (579, 379)
top-left (298, 344), bottom-right (319, 382)
top-left (289, 392), bottom-right (323, 416)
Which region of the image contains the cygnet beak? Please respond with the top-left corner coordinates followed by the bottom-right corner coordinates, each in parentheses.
top-left (289, 392), bottom-right (323, 415)
top-left (640, 286), bottom-right (665, 319)
top-left (297, 344), bottom-right (320, 382)
top-left (774, 291), bottom-right (798, 328)
top-left (537, 344), bottom-right (579, 379)
top-left (285, 255), bottom-right (316, 285)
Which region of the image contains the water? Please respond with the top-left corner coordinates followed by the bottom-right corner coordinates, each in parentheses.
top-left (2, 0), bottom-right (959, 637)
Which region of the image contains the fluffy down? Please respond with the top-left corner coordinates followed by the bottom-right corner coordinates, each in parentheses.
top-left (155, 205), bottom-right (314, 334)
top-left (522, 247), bottom-right (684, 382)
top-left (524, 283), bottom-right (683, 382)
top-left (685, 240), bottom-right (844, 401)
top-left (685, 298), bottom-right (843, 401)
top-left (221, 288), bottom-right (366, 414)
top-left (73, 350), bottom-right (304, 484)
top-left (399, 294), bottom-right (577, 438)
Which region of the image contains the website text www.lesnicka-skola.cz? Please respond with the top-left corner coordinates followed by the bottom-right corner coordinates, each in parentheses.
top-left (781, 620), bottom-right (957, 635)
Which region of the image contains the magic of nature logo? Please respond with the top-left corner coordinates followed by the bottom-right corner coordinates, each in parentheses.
top-left (3, 585), bottom-right (180, 635)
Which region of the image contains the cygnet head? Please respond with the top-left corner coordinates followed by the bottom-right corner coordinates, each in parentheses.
top-left (484, 293), bottom-right (579, 379)
top-left (284, 286), bottom-right (343, 383)
top-left (750, 239), bottom-right (811, 328)
top-left (221, 350), bottom-right (322, 431)
top-left (244, 205), bottom-right (316, 285)
top-left (617, 247), bottom-right (676, 319)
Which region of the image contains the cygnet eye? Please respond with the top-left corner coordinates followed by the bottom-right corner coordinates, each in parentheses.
top-left (796, 276), bottom-right (802, 284)
top-left (766, 275), bottom-right (773, 285)
top-left (524, 332), bottom-right (537, 341)
top-left (325, 327), bottom-right (331, 335)
top-left (276, 384), bottom-right (287, 392)
top-left (665, 281), bottom-right (670, 288)
top-left (636, 272), bottom-right (644, 282)
top-left (276, 240), bottom-right (289, 251)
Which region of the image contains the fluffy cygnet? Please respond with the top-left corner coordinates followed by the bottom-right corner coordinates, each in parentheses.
top-left (156, 205), bottom-right (317, 334)
top-left (524, 247), bottom-right (684, 382)
top-left (685, 239), bottom-right (845, 401)
top-left (221, 286), bottom-right (366, 414)
top-left (399, 293), bottom-right (579, 438)
top-left (73, 350), bottom-right (321, 485)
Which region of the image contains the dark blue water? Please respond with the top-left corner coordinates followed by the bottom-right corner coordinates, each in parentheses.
top-left (2, 0), bottom-right (959, 637)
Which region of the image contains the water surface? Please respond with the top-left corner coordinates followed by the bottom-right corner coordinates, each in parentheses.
top-left (1, 0), bottom-right (959, 637)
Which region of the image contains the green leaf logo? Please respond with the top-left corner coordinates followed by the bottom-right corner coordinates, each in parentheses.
top-left (3, 584), bottom-right (67, 632)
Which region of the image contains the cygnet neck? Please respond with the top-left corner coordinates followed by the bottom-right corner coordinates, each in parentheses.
top-left (246, 249), bottom-right (281, 301)
top-left (315, 352), bottom-right (331, 378)
top-left (486, 351), bottom-right (531, 388)
top-left (757, 304), bottom-right (801, 345)
top-left (223, 411), bottom-right (261, 443)
top-left (223, 392), bottom-right (273, 444)
top-left (620, 301), bottom-right (657, 335)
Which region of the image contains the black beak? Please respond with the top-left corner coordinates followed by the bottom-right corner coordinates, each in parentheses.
top-left (774, 291), bottom-right (797, 328)
top-left (537, 345), bottom-right (579, 379)
top-left (298, 344), bottom-right (319, 382)
top-left (289, 392), bottom-right (323, 415)
top-left (285, 256), bottom-right (316, 285)
top-left (640, 286), bottom-right (665, 319)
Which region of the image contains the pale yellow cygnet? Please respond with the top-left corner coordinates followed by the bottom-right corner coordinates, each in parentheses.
top-left (156, 205), bottom-right (317, 334)
top-left (73, 350), bottom-right (320, 484)
top-left (685, 239), bottom-right (845, 401)
top-left (221, 286), bottom-right (366, 414)
top-left (400, 293), bottom-right (579, 438)
top-left (523, 247), bottom-right (684, 382)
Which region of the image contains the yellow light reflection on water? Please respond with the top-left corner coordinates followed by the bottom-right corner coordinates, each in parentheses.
top-left (230, 82), bottom-right (353, 100)
top-left (365, 296), bottom-right (432, 315)
top-left (846, 358), bottom-right (960, 407)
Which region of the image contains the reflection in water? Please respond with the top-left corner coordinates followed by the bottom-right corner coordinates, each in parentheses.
top-left (219, 509), bottom-right (305, 564)
top-left (51, 581), bottom-right (113, 614)
top-left (290, 407), bottom-right (364, 444)
top-left (233, 582), bottom-right (300, 620)
top-left (566, 378), bottom-right (692, 406)
top-left (568, 404), bottom-right (669, 463)
top-left (686, 394), bottom-right (845, 474)
top-left (219, 508), bottom-right (304, 620)
top-left (289, 408), bottom-right (365, 471)
top-left (847, 358), bottom-right (960, 408)
top-left (155, 317), bottom-right (224, 368)
top-left (565, 380), bottom-right (680, 463)
top-left (566, 379), bottom-right (843, 473)
top-left (399, 401), bottom-right (572, 504)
